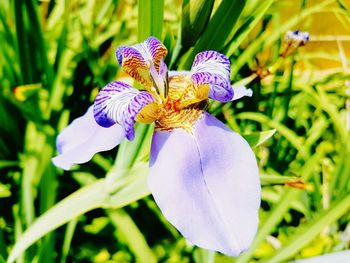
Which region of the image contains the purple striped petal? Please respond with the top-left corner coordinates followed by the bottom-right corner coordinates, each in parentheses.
top-left (52, 107), bottom-right (125, 170)
top-left (149, 112), bottom-right (260, 255)
top-left (116, 36), bottom-right (168, 86)
top-left (191, 51), bottom-right (233, 102)
top-left (93, 81), bottom-right (155, 140)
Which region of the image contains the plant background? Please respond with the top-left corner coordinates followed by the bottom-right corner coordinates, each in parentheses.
top-left (1, 0), bottom-right (350, 262)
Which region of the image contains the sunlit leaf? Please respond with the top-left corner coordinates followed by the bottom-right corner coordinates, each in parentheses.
top-left (243, 129), bottom-right (276, 148)
top-left (181, 0), bottom-right (214, 49)
top-left (138, 0), bottom-right (164, 41)
top-left (7, 163), bottom-right (150, 263)
top-left (0, 184), bottom-right (11, 198)
top-left (291, 250), bottom-right (350, 263)
top-left (181, 0), bottom-right (246, 68)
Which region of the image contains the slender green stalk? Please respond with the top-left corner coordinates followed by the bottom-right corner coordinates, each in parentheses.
top-left (60, 218), bottom-right (78, 263)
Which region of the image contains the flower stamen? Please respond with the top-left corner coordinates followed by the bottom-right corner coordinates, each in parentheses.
top-left (149, 59), bottom-right (169, 102)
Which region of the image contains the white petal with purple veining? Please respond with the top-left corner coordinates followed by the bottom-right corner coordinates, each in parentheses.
top-left (52, 107), bottom-right (125, 170)
top-left (93, 81), bottom-right (155, 140)
top-left (116, 36), bottom-right (168, 85)
top-left (191, 51), bottom-right (233, 102)
top-left (149, 112), bottom-right (260, 255)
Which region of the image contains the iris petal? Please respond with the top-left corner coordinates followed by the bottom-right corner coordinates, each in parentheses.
top-left (191, 51), bottom-right (233, 102)
top-left (116, 36), bottom-right (168, 86)
top-left (232, 85), bottom-right (253, 101)
top-left (52, 107), bottom-right (125, 170)
top-left (149, 112), bottom-right (260, 255)
top-left (93, 81), bottom-right (156, 140)
top-left (168, 70), bottom-right (190, 77)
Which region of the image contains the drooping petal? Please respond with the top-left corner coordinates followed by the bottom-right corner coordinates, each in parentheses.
top-left (191, 51), bottom-right (233, 102)
top-left (52, 107), bottom-right (125, 170)
top-left (116, 36), bottom-right (168, 86)
top-left (93, 81), bottom-right (157, 140)
top-left (232, 85), bottom-right (253, 101)
top-left (149, 112), bottom-right (260, 256)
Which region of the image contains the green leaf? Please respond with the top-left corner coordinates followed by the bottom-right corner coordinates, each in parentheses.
top-left (7, 179), bottom-right (106, 263)
top-left (291, 250), bottom-right (350, 263)
top-left (260, 174), bottom-right (302, 186)
top-left (108, 209), bottom-right (157, 263)
top-left (0, 184), bottom-right (11, 198)
top-left (23, 0), bottom-right (54, 89)
top-left (236, 112), bottom-right (307, 158)
top-left (243, 129), bottom-right (276, 148)
top-left (7, 163), bottom-right (150, 263)
top-left (83, 217), bottom-right (109, 234)
top-left (265, 194), bottom-right (350, 263)
top-left (138, 0), bottom-right (164, 41)
top-left (181, 0), bottom-right (214, 49)
top-left (193, 249), bottom-right (216, 263)
top-left (13, 0), bottom-right (32, 84)
top-left (225, 0), bottom-right (274, 57)
top-left (60, 218), bottom-right (78, 263)
top-left (181, 0), bottom-right (246, 69)
top-left (0, 160), bottom-right (18, 169)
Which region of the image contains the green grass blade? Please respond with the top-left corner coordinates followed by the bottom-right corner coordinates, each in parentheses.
top-left (181, 0), bottom-right (214, 50)
top-left (236, 112), bottom-right (307, 158)
top-left (260, 175), bottom-right (303, 186)
top-left (265, 194), bottom-right (350, 263)
top-left (291, 250), bottom-right (350, 263)
top-left (60, 218), bottom-right (78, 263)
top-left (38, 165), bottom-right (57, 263)
top-left (193, 249), bottom-right (215, 263)
top-left (23, 0), bottom-right (54, 89)
top-left (13, 205), bottom-right (24, 263)
top-left (7, 163), bottom-right (149, 263)
top-left (13, 0), bottom-right (32, 84)
top-left (7, 180), bottom-right (107, 263)
top-left (0, 229), bottom-right (8, 260)
top-left (0, 160), bottom-right (18, 169)
top-left (181, 0), bottom-right (246, 69)
top-left (108, 209), bottom-right (157, 263)
top-left (243, 129), bottom-right (276, 148)
top-left (114, 124), bottom-right (153, 170)
top-left (225, 0), bottom-right (274, 57)
top-left (138, 0), bottom-right (164, 41)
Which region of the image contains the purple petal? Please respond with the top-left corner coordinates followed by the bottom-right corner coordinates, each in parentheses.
top-left (149, 112), bottom-right (260, 255)
top-left (116, 36), bottom-right (168, 85)
top-left (191, 51), bottom-right (233, 102)
top-left (93, 81), bottom-right (155, 140)
top-left (52, 107), bottom-right (125, 170)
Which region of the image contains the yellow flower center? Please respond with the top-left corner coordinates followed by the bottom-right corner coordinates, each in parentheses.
top-left (136, 75), bottom-right (209, 132)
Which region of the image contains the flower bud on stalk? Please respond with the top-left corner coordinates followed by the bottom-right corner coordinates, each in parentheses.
top-left (267, 30), bottom-right (310, 75)
top-left (281, 30), bottom-right (310, 58)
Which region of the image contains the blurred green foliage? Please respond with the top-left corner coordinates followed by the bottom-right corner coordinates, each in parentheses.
top-left (1, 0), bottom-right (350, 262)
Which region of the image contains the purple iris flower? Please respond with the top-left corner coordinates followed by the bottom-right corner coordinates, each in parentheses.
top-left (52, 37), bottom-right (260, 256)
